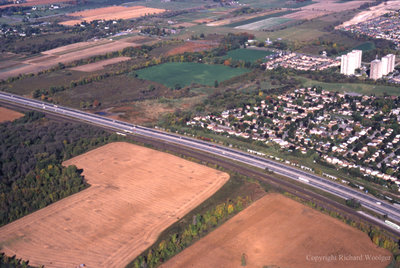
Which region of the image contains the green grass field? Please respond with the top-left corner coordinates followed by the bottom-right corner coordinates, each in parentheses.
top-left (352, 42), bottom-right (376, 52)
top-left (300, 77), bottom-right (400, 96)
top-left (136, 62), bottom-right (250, 88)
top-left (226, 10), bottom-right (297, 28)
top-left (236, 17), bottom-right (295, 31)
top-left (223, 49), bottom-right (274, 62)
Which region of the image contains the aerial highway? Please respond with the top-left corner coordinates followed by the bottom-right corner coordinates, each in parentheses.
top-left (2, 91), bottom-right (400, 227)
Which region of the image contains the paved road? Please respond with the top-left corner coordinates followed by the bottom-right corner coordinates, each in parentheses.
top-left (2, 91), bottom-right (400, 226)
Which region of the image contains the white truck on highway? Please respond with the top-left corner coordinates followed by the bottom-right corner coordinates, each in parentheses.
top-left (298, 176), bottom-right (310, 183)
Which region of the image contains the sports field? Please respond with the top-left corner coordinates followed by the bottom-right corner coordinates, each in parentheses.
top-left (136, 62), bottom-right (250, 88)
top-left (224, 49), bottom-right (273, 62)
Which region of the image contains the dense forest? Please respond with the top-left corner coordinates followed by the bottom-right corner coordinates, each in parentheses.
top-left (0, 111), bottom-right (119, 226)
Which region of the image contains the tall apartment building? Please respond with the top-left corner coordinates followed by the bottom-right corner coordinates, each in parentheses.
top-left (340, 50), bottom-right (362, 75)
top-left (370, 54), bottom-right (396, 80)
top-left (383, 54), bottom-right (396, 74)
top-left (370, 59), bottom-right (382, 80)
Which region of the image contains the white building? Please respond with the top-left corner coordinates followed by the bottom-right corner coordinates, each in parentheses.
top-left (340, 50), bottom-right (362, 75)
top-left (371, 54), bottom-right (396, 79)
top-left (381, 54), bottom-right (395, 75)
top-left (370, 59), bottom-right (383, 80)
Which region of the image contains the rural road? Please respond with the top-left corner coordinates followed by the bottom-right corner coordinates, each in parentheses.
top-left (1, 91), bottom-right (400, 233)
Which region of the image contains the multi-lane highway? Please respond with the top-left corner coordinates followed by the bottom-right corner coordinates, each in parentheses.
top-left (2, 91), bottom-right (400, 227)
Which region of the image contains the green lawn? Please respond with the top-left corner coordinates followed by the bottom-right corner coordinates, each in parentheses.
top-left (136, 62), bottom-right (250, 88)
top-left (224, 48), bottom-right (274, 62)
top-left (300, 77), bottom-right (400, 96)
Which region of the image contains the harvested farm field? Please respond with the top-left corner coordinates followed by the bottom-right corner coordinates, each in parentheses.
top-left (0, 142), bottom-right (229, 268)
top-left (0, 107), bottom-right (23, 123)
top-left (0, 40), bottom-right (138, 80)
top-left (162, 194), bottom-right (392, 268)
top-left (61, 6), bottom-right (165, 26)
top-left (70, 56), bottom-right (131, 72)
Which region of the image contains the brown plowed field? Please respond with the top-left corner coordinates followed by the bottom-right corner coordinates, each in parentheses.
top-left (0, 107), bottom-right (23, 122)
top-left (163, 194), bottom-right (392, 268)
top-left (0, 142), bottom-right (229, 268)
top-left (70, 56), bottom-right (131, 72)
top-left (61, 6), bottom-right (165, 26)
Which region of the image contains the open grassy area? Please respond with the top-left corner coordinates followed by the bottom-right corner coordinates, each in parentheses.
top-left (352, 42), bottom-right (376, 52)
top-left (223, 48), bottom-right (274, 62)
top-left (226, 10), bottom-right (297, 28)
top-left (238, 0), bottom-right (315, 9)
top-left (136, 62), bottom-right (250, 88)
top-left (236, 17), bottom-right (295, 31)
top-left (300, 77), bottom-right (400, 96)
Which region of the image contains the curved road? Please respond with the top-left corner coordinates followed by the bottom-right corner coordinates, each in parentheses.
top-left (2, 91), bottom-right (400, 227)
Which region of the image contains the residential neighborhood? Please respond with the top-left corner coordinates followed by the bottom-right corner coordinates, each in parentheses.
top-left (262, 51), bottom-right (340, 71)
top-left (187, 87), bottom-right (400, 187)
top-left (339, 10), bottom-right (400, 49)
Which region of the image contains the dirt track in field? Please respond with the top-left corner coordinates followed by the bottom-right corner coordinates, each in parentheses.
top-left (0, 142), bottom-right (229, 268)
top-left (0, 106), bottom-right (23, 122)
top-left (163, 194), bottom-right (392, 268)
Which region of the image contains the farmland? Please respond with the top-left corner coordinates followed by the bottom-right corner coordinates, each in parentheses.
top-left (223, 48), bottom-right (273, 62)
top-left (226, 10), bottom-right (298, 28)
top-left (0, 39), bottom-right (142, 80)
top-left (235, 17), bottom-right (295, 31)
top-left (0, 142), bottom-right (229, 268)
top-left (166, 41), bottom-right (219, 56)
top-left (162, 194), bottom-right (392, 268)
top-left (61, 6), bottom-right (165, 26)
top-left (70, 56), bottom-right (131, 72)
top-left (136, 62), bottom-right (250, 88)
top-left (0, 107), bottom-right (23, 123)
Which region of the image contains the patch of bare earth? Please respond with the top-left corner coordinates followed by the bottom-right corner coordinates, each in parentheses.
top-left (0, 142), bottom-right (229, 268)
top-left (337, 0), bottom-right (400, 28)
top-left (0, 107), bottom-right (23, 122)
top-left (162, 194), bottom-right (392, 268)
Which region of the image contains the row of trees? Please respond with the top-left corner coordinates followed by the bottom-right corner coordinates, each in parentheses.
top-left (0, 253), bottom-right (34, 268)
top-left (130, 196), bottom-right (252, 268)
top-left (0, 111), bottom-right (120, 226)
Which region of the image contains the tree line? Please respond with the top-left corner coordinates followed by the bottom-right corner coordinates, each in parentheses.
top-left (0, 111), bottom-right (120, 226)
top-left (129, 195), bottom-right (252, 268)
